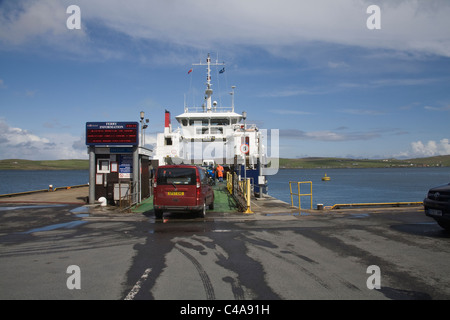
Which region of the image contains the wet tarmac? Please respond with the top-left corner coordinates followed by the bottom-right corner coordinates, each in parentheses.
top-left (2, 185), bottom-right (450, 301)
top-left (1, 198), bottom-right (449, 301)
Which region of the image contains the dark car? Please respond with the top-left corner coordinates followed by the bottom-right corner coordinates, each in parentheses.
top-left (424, 183), bottom-right (450, 231)
top-left (153, 165), bottom-right (214, 219)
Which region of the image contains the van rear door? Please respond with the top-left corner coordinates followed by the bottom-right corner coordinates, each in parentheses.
top-left (155, 167), bottom-right (197, 207)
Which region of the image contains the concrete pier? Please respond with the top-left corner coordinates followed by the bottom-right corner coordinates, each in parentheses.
top-left (0, 186), bottom-right (89, 205)
top-left (0, 184), bottom-right (299, 215)
top-left (0, 184), bottom-right (424, 217)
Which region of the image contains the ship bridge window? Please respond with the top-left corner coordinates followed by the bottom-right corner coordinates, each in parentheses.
top-left (210, 127), bottom-right (223, 134)
top-left (189, 119), bottom-right (209, 126)
top-left (165, 137), bottom-right (173, 145)
top-left (196, 127), bottom-right (209, 135)
top-left (210, 118), bottom-right (229, 126)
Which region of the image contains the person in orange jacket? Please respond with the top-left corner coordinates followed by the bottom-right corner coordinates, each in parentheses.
top-left (216, 164), bottom-right (224, 183)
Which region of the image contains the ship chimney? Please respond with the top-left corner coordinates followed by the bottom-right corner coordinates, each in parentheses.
top-left (164, 109), bottom-right (171, 133)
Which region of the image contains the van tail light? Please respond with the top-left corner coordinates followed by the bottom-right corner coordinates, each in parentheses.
top-left (196, 174), bottom-right (201, 189)
top-left (196, 175), bottom-right (201, 199)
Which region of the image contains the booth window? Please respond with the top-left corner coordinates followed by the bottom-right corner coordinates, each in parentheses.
top-left (97, 159), bottom-right (110, 173)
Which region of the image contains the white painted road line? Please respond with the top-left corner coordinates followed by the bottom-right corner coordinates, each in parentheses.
top-left (124, 268), bottom-right (152, 300)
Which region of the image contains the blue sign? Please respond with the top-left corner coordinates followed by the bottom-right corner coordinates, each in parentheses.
top-left (110, 147), bottom-right (133, 154)
top-left (119, 155), bottom-right (133, 178)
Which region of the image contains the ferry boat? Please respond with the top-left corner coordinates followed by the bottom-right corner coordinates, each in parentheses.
top-left (152, 53), bottom-right (269, 194)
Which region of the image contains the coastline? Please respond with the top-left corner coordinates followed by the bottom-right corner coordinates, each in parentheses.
top-left (278, 155), bottom-right (450, 169)
top-left (0, 155), bottom-right (449, 171)
top-left (0, 159), bottom-right (89, 171)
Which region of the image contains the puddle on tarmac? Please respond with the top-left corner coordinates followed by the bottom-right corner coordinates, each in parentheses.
top-left (70, 206), bottom-right (90, 214)
top-left (0, 204), bottom-right (67, 212)
top-left (70, 206), bottom-right (90, 219)
top-left (20, 220), bottom-right (88, 234)
top-left (75, 213), bottom-right (89, 218)
top-left (348, 213), bottom-right (370, 218)
top-left (264, 212), bottom-right (309, 217)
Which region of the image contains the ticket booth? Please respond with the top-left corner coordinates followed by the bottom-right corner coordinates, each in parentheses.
top-left (86, 122), bottom-right (150, 206)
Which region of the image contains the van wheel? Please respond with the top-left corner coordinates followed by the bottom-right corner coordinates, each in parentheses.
top-left (155, 209), bottom-right (163, 219)
top-left (437, 220), bottom-right (450, 231)
top-left (198, 203), bottom-right (206, 218)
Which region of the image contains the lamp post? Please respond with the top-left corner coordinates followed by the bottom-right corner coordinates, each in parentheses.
top-left (138, 111), bottom-right (149, 204)
top-left (241, 110), bottom-right (253, 214)
top-left (242, 111), bottom-right (247, 181)
top-left (140, 111), bottom-right (149, 147)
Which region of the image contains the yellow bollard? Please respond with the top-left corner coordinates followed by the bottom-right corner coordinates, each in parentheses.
top-left (243, 178), bottom-right (253, 214)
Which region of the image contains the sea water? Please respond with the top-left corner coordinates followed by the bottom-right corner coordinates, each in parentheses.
top-left (266, 167), bottom-right (450, 207)
top-left (1, 167), bottom-right (449, 206)
top-left (0, 170), bottom-right (89, 195)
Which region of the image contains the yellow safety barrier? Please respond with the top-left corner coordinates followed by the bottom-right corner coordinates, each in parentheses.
top-left (226, 171), bottom-right (233, 195)
top-left (240, 178), bottom-right (253, 214)
top-left (227, 171), bottom-right (253, 214)
top-left (289, 181), bottom-right (313, 210)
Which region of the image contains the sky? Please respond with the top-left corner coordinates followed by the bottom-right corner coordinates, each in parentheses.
top-left (0, 0), bottom-right (449, 160)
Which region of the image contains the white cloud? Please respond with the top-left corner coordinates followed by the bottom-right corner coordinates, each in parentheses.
top-left (41, 132), bottom-right (88, 160)
top-left (0, 119), bottom-right (87, 160)
top-left (141, 133), bottom-right (157, 151)
top-left (424, 105), bottom-right (450, 112)
top-left (2, 0), bottom-right (450, 60)
top-left (280, 128), bottom-right (380, 141)
top-left (0, 119), bottom-right (50, 145)
top-left (0, 0), bottom-right (66, 44)
top-left (0, 0), bottom-right (87, 56)
top-left (398, 138), bottom-right (450, 158)
top-left (79, 0), bottom-right (450, 57)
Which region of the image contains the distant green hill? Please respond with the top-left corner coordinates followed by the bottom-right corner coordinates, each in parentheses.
top-left (0, 155), bottom-right (449, 170)
top-left (278, 155), bottom-right (450, 169)
top-left (0, 159), bottom-right (89, 170)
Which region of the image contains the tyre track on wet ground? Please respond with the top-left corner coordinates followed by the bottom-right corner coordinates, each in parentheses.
top-left (175, 244), bottom-right (216, 300)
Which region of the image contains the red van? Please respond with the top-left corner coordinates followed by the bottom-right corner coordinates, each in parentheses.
top-left (153, 165), bottom-right (214, 219)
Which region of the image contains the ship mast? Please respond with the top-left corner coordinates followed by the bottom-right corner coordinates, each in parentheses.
top-left (192, 53), bottom-right (225, 112)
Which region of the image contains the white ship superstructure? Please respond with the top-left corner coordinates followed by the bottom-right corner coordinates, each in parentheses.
top-left (154, 54), bottom-right (266, 170)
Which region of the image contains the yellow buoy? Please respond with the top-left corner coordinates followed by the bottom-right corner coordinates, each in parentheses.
top-left (322, 173), bottom-right (330, 181)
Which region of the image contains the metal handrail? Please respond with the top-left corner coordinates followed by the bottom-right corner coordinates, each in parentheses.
top-left (329, 202), bottom-right (422, 210)
top-left (239, 177), bottom-right (253, 214)
top-left (226, 171), bottom-right (233, 194)
top-left (227, 171), bottom-right (253, 213)
top-left (289, 181), bottom-right (313, 210)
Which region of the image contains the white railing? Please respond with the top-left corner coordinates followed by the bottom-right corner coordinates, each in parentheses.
top-left (184, 106), bottom-right (235, 113)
